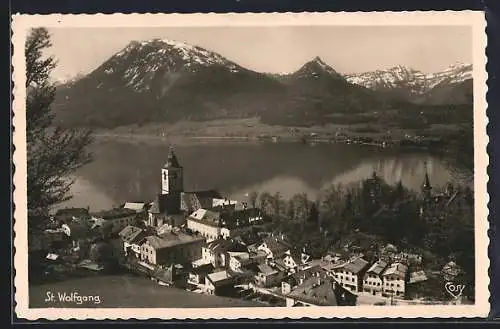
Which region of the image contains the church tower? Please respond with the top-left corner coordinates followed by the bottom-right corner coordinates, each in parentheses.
top-left (161, 147), bottom-right (184, 195)
top-left (422, 163), bottom-right (432, 200)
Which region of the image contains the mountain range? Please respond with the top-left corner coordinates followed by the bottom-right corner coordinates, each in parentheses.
top-left (52, 38), bottom-right (473, 128)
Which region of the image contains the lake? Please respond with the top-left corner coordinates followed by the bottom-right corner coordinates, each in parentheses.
top-left (60, 139), bottom-right (468, 212)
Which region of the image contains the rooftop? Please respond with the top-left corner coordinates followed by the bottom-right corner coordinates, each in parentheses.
top-left (184, 190), bottom-right (224, 200)
top-left (366, 260), bottom-right (388, 276)
top-left (144, 232), bottom-right (205, 250)
top-left (188, 208), bottom-right (221, 226)
top-left (206, 238), bottom-right (234, 253)
top-left (341, 257), bottom-right (370, 274)
top-left (92, 207), bottom-right (137, 220)
top-left (207, 270), bottom-right (233, 285)
top-left (287, 276), bottom-right (340, 306)
top-left (163, 147), bottom-right (182, 169)
top-left (409, 270), bottom-right (428, 284)
top-left (284, 265), bottom-right (327, 286)
top-left (261, 235), bottom-right (291, 256)
top-left (55, 208), bottom-right (90, 218)
top-left (118, 225), bottom-right (147, 243)
top-left (257, 264), bottom-right (278, 276)
top-left (123, 202), bottom-right (147, 212)
top-left (383, 262), bottom-right (408, 278)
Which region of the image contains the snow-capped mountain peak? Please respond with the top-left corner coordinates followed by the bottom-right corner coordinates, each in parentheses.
top-left (344, 63), bottom-right (472, 94)
top-left (294, 56), bottom-right (342, 79)
top-left (96, 38), bottom-right (242, 91)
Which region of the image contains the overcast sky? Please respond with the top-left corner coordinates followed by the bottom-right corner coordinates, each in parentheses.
top-left (47, 26), bottom-right (472, 81)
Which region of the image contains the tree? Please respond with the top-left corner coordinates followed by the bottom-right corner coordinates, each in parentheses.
top-left (248, 191), bottom-right (259, 209)
top-left (26, 28), bottom-right (93, 233)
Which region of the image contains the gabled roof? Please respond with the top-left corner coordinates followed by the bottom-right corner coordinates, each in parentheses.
top-left (163, 147), bottom-right (182, 169)
top-left (55, 207), bottom-right (90, 219)
top-left (286, 276), bottom-right (339, 306)
top-left (207, 270), bottom-right (233, 286)
top-left (190, 263), bottom-right (215, 275)
top-left (409, 270), bottom-right (428, 284)
top-left (339, 257), bottom-right (370, 274)
top-left (206, 238), bottom-right (234, 253)
top-left (144, 232), bottom-right (205, 250)
top-left (118, 225), bottom-right (147, 243)
top-left (124, 202), bottom-right (146, 212)
top-left (92, 207), bottom-right (137, 220)
top-left (148, 200), bottom-right (161, 214)
top-left (261, 236), bottom-right (291, 256)
top-left (188, 208), bottom-right (220, 226)
top-left (185, 190), bottom-right (224, 200)
top-left (283, 265), bottom-right (327, 286)
top-left (366, 260), bottom-right (388, 276)
top-left (257, 264), bottom-right (278, 276)
top-left (383, 262), bottom-right (408, 278)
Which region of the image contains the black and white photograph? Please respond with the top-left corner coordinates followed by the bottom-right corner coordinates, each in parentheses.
top-left (12, 12), bottom-right (489, 319)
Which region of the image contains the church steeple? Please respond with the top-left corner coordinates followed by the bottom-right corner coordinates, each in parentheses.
top-left (164, 147), bottom-right (182, 169)
top-left (422, 162), bottom-right (432, 199)
top-left (161, 147), bottom-right (184, 195)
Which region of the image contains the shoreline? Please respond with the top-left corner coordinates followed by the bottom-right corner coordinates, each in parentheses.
top-left (92, 132), bottom-right (437, 152)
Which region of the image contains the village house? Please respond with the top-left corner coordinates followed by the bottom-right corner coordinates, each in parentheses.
top-left (53, 207), bottom-right (90, 225)
top-left (212, 197), bottom-right (240, 208)
top-left (408, 270), bottom-right (428, 285)
top-left (363, 260), bottom-right (388, 296)
top-left (201, 238), bottom-right (228, 268)
top-left (258, 235), bottom-right (291, 261)
top-left (281, 249), bottom-right (311, 273)
top-left (382, 262), bottom-right (408, 297)
top-left (91, 208), bottom-right (138, 234)
top-left (187, 262), bottom-right (215, 287)
top-left (147, 195), bottom-right (186, 228)
top-left (441, 261), bottom-right (463, 282)
top-left (219, 207), bottom-right (264, 239)
top-left (205, 270), bottom-right (235, 296)
top-left (201, 238), bottom-right (249, 269)
top-left (228, 251), bottom-right (252, 272)
top-left (118, 225), bottom-right (149, 257)
top-left (285, 275), bottom-right (357, 307)
top-left (123, 202), bottom-right (148, 213)
top-left (281, 265), bottom-right (328, 295)
top-left (61, 218), bottom-right (92, 250)
top-left (255, 263), bottom-right (283, 288)
top-left (332, 257), bottom-right (370, 293)
top-left (181, 190), bottom-right (225, 213)
top-left (140, 230), bottom-right (205, 265)
top-left (186, 208), bottom-right (221, 242)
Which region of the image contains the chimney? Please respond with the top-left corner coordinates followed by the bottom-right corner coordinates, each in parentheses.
top-left (317, 277), bottom-right (321, 286)
top-left (299, 277), bottom-right (304, 285)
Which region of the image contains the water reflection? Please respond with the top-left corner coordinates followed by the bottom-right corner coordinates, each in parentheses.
top-left (65, 140), bottom-right (464, 210)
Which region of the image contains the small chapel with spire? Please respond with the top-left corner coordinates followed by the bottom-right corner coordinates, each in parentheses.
top-left (421, 162), bottom-right (433, 201)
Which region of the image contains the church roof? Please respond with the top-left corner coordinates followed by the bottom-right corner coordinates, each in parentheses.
top-left (163, 147), bottom-right (182, 169)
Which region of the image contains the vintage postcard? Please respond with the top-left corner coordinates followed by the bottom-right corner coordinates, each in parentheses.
top-left (12, 11), bottom-right (489, 320)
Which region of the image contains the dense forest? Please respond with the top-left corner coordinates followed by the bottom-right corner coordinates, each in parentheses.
top-left (249, 172), bottom-right (475, 299)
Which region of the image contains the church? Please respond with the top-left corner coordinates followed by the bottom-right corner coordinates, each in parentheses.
top-left (147, 147), bottom-right (229, 228)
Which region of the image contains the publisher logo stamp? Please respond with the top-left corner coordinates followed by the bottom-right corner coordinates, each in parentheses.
top-left (444, 282), bottom-right (465, 299)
